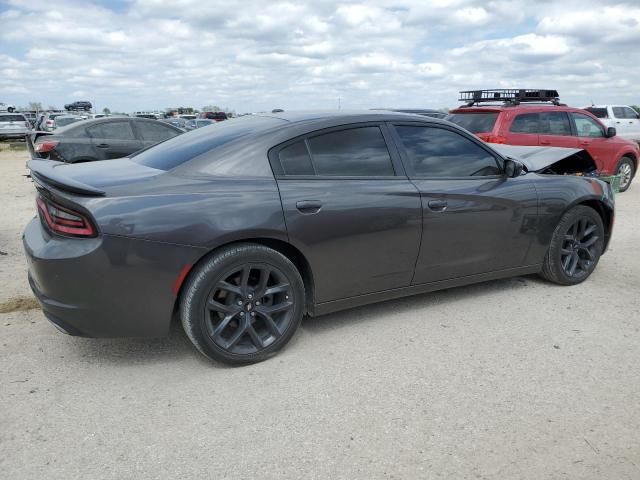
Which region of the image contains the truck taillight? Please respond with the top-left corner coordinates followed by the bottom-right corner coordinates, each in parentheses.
top-left (478, 133), bottom-right (506, 144)
top-left (36, 196), bottom-right (96, 238)
top-left (35, 140), bottom-right (58, 153)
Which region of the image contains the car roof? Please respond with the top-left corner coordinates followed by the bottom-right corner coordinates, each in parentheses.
top-left (250, 109), bottom-right (449, 125)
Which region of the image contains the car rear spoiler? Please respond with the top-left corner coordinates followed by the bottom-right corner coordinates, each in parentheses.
top-left (28, 160), bottom-right (106, 196)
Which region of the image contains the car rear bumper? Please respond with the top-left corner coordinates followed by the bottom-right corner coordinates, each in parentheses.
top-left (0, 131), bottom-right (28, 138)
top-left (23, 217), bottom-right (206, 338)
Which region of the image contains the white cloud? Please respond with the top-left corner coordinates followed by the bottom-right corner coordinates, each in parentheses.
top-left (0, 0), bottom-right (637, 112)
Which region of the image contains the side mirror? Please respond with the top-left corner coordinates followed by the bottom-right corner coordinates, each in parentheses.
top-left (606, 127), bottom-right (617, 137)
top-left (504, 158), bottom-right (524, 178)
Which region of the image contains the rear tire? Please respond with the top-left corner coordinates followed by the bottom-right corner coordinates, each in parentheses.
top-left (540, 206), bottom-right (604, 285)
top-left (616, 156), bottom-right (635, 192)
top-left (181, 243), bottom-right (305, 365)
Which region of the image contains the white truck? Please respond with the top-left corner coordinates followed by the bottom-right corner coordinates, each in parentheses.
top-left (585, 105), bottom-right (640, 142)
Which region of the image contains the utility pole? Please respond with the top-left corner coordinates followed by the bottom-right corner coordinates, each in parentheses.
top-left (338, 97), bottom-right (341, 110)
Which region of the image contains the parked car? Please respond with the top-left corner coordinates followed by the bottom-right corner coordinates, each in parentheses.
top-left (447, 89), bottom-right (640, 192)
top-left (0, 102), bottom-right (16, 113)
top-left (0, 113), bottom-right (31, 139)
top-left (185, 119), bottom-right (215, 130)
top-left (375, 108), bottom-right (447, 119)
top-left (198, 111), bottom-right (228, 122)
top-left (161, 117), bottom-right (187, 129)
top-left (584, 105), bottom-right (640, 142)
top-left (64, 101), bottom-right (92, 111)
top-left (21, 111), bottom-right (38, 127)
top-left (37, 112), bottom-right (68, 132)
top-left (179, 114), bottom-right (197, 121)
top-left (30, 116), bottom-right (183, 162)
top-left (53, 115), bottom-right (85, 129)
top-left (24, 111), bottom-right (614, 364)
top-left (88, 113), bottom-right (108, 119)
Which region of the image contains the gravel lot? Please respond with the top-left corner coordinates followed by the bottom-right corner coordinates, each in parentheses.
top-left (1, 148), bottom-right (639, 479)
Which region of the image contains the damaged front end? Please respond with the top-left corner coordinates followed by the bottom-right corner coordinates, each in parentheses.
top-left (491, 145), bottom-right (598, 176)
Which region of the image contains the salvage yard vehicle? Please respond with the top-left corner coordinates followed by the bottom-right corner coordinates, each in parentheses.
top-left (64, 100), bottom-right (92, 112)
top-left (53, 114), bottom-right (85, 129)
top-left (23, 111), bottom-right (615, 365)
top-left (0, 112), bottom-right (31, 140)
top-left (30, 116), bottom-right (183, 163)
top-left (584, 105), bottom-right (640, 142)
top-left (447, 89), bottom-right (640, 192)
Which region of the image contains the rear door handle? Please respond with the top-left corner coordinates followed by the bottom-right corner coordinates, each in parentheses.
top-left (427, 200), bottom-right (447, 212)
top-left (296, 200), bottom-right (322, 214)
top-left (540, 140), bottom-right (551, 145)
top-left (96, 143), bottom-right (109, 148)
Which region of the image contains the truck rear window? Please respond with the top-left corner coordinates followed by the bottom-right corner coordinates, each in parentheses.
top-left (446, 113), bottom-right (499, 133)
top-left (584, 108), bottom-right (608, 119)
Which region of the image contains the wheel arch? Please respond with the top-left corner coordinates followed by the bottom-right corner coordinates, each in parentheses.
top-left (619, 151), bottom-right (637, 177)
top-left (573, 198), bottom-right (614, 250)
top-left (172, 237), bottom-right (316, 317)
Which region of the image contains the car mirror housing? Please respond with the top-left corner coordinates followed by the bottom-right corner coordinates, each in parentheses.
top-left (504, 158), bottom-right (524, 178)
top-left (606, 127), bottom-right (617, 138)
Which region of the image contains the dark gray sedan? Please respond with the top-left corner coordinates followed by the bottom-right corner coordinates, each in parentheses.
top-left (31, 117), bottom-right (183, 163)
top-left (23, 111), bottom-right (614, 364)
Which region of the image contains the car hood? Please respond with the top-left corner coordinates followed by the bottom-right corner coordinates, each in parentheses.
top-left (28, 158), bottom-right (163, 195)
top-left (490, 144), bottom-right (595, 172)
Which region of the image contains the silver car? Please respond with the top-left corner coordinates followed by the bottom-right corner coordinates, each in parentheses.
top-left (52, 115), bottom-right (85, 129)
top-left (0, 113), bottom-right (31, 139)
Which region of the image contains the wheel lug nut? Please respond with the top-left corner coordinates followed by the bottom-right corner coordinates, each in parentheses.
top-left (240, 312), bottom-right (245, 316)
top-left (248, 294), bottom-right (253, 299)
top-left (237, 301), bottom-right (242, 306)
top-left (250, 312), bottom-right (255, 317)
top-left (256, 301), bottom-right (260, 305)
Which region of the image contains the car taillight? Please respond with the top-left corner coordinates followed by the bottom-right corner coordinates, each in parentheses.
top-left (46, 120), bottom-right (54, 126)
top-left (478, 133), bottom-right (506, 144)
top-left (36, 196), bottom-right (96, 237)
top-left (35, 140), bottom-right (58, 153)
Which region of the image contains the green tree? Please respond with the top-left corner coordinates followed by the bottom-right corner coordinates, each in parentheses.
top-left (29, 101), bottom-right (43, 112)
top-left (631, 105), bottom-right (640, 114)
top-left (102, 107), bottom-right (111, 114)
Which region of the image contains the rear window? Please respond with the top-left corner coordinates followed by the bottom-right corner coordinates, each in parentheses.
top-left (446, 112), bottom-right (499, 133)
top-left (0, 114), bottom-right (26, 122)
top-left (203, 112), bottom-right (228, 120)
top-left (585, 107), bottom-right (608, 119)
top-left (132, 115), bottom-right (283, 171)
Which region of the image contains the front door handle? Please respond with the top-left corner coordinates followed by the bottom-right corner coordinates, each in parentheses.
top-left (427, 200), bottom-right (447, 212)
top-left (296, 200), bottom-right (322, 214)
top-left (540, 140), bottom-right (551, 145)
top-left (96, 143), bottom-right (109, 148)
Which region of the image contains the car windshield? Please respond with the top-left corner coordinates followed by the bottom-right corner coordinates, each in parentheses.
top-left (131, 115), bottom-right (284, 171)
top-left (0, 115), bottom-right (26, 122)
top-left (446, 112), bottom-right (499, 133)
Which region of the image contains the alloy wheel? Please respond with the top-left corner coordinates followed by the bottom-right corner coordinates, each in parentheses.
top-left (204, 264), bottom-right (294, 355)
top-left (560, 217), bottom-right (600, 278)
top-left (618, 161), bottom-right (633, 190)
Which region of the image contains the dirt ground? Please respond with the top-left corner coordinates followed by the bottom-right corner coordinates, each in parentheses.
top-left (1, 149), bottom-right (639, 479)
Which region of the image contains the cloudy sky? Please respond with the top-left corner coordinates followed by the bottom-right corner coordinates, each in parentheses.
top-left (1, 0), bottom-right (639, 113)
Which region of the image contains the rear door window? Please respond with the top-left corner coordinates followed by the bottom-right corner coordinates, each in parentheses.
top-left (394, 125), bottom-right (501, 177)
top-left (612, 107), bottom-right (626, 119)
top-left (306, 127), bottom-right (395, 176)
top-left (87, 121), bottom-right (135, 140)
top-left (540, 112), bottom-right (572, 136)
top-left (585, 107), bottom-right (608, 119)
top-left (136, 121), bottom-right (180, 142)
top-left (509, 113), bottom-right (539, 134)
top-left (278, 141), bottom-right (315, 175)
top-left (446, 113), bottom-right (499, 133)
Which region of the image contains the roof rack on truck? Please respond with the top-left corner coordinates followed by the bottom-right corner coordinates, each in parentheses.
top-left (459, 89), bottom-right (562, 107)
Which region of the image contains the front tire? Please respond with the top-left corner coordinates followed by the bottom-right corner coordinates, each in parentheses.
top-left (616, 156), bottom-right (635, 192)
top-left (540, 206), bottom-right (604, 285)
top-left (181, 243), bottom-right (305, 365)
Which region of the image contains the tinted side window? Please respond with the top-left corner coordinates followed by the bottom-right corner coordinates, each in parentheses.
top-left (540, 112), bottom-right (571, 136)
top-left (612, 107), bottom-right (626, 119)
top-left (307, 127), bottom-right (394, 176)
top-left (278, 141), bottom-right (314, 175)
top-left (87, 121), bottom-right (135, 140)
top-left (622, 107), bottom-right (639, 119)
top-left (509, 113), bottom-right (539, 134)
top-left (395, 126), bottom-right (501, 177)
top-left (585, 107), bottom-right (608, 119)
top-left (137, 121), bottom-right (179, 142)
top-left (571, 113), bottom-right (604, 137)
